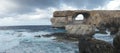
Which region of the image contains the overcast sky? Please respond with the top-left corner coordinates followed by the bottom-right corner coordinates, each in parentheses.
top-left (0, 0), bottom-right (119, 26)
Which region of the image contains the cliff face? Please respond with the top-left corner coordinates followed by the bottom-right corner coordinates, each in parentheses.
top-left (51, 10), bottom-right (120, 35)
top-left (88, 11), bottom-right (120, 28)
top-left (66, 24), bottom-right (95, 36)
top-left (51, 10), bottom-right (89, 27)
top-left (51, 10), bottom-right (120, 28)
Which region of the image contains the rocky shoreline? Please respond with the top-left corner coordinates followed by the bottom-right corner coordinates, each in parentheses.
top-left (50, 10), bottom-right (120, 53)
top-left (40, 30), bottom-right (119, 53)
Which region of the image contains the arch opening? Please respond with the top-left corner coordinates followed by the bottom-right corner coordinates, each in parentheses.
top-left (75, 14), bottom-right (84, 20)
top-left (72, 14), bottom-right (84, 24)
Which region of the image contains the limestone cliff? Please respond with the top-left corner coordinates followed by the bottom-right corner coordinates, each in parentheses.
top-left (51, 10), bottom-right (120, 35)
top-left (51, 10), bottom-right (120, 28)
top-left (65, 24), bottom-right (95, 36)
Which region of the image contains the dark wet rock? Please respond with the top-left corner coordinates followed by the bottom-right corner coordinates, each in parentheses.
top-left (42, 33), bottom-right (67, 37)
top-left (98, 17), bottom-right (120, 35)
top-left (116, 28), bottom-right (120, 35)
top-left (113, 31), bottom-right (120, 53)
top-left (95, 26), bottom-right (107, 34)
top-left (95, 31), bottom-right (107, 34)
top-left (34, 35), bottom-right (41, 37)
top-left (42, 33), bottom-right (80, 41)
top-left (108, 27), bottom-right (119, 35)
top-left (79, 36), bottom-right (114, 53)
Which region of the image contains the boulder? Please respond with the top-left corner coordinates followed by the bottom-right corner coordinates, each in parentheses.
top-left (65, 24), bottom-right (95, 37)
top-left (79, 36), bottom-right (114, 53)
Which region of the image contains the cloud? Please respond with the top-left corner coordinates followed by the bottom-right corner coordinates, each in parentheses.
top-left (7, 0), bottom-right (109, 14)
top-left (0, 8), bottom-right (52, 26)
top-left (11, 0), bottom-right (61, 14)
top-left (93, 0), bottom-right (120, 10)
top-left (0, 0), bottom-right (17, 12)
top-left (13, 0), bottom-right (60, 8)
top-left (61, 0), bottom-right (110, 9)
top-left (0, 0), bottom-right (110, 16)
top-left (0, 0), bottom-right (18, 17)
top-left (103, 0), bottom-right (120, 10)
top-left (0, 0), bottom-right (118, 26)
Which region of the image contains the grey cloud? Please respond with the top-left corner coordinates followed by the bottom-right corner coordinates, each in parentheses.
top-left (14, 0), bottom-right (60, 8)
top-left (2, 0), bottom-right (111, 16)
top-left (14, 0), bottom-right (110, 9)
top-left (11, 0), bottom-right (110, 14)
top-left (0, 0), bottom-right (112, 25)
top-left (61, 0), bottom-right (111, 9)
top-left (12, 0), bottom-right (61, 14)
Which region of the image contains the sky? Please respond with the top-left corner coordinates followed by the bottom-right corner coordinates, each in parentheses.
top-left (0, 0), bottom-right (120, 26)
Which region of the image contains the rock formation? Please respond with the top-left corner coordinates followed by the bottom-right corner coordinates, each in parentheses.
top-left (51, 10), bottom-right (120, 35)
top-left (51, 10), bottom-right (120, 28)
top-left (79, 36), bottom-right (114, 53)
top-left (65, 24), bottom-right (95, 37)
top-left (51, 10), bottom-right (120, 53)
top-left (113, 29), bottom-right (120, 53)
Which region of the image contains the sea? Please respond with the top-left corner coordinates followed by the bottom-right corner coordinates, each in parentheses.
top-left (0, 25), bottom-right (113, 53)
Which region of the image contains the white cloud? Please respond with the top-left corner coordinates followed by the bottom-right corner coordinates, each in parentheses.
top-left (56, 4), bottom-right (87, 10)
top-left (0, 0), bottom-right (120, 26)
top-left (0, 17), bottom-right (19, 26)
top-left (104, 0), bottom-right (120, 10)
top-left (94, 0), bottom-right (120, 10)
top-left (0, 8), bottom-right (52, 26)
top-left (0, 0), bottom-right (18, 15)
top-left (59, 4), bottom-right (78, 10)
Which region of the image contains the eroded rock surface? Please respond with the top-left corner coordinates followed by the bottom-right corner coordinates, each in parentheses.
top-left (51, 10), bottom-right (120, 28)
top-left (113, 29), bottom-right (120, 53)
top-left (51, 17), bottom-right (68, 27)
top-left (65, 24), bottom-right (95, 37)
top-left (51, 10), bottom-right (120, 35)
top-left (79, 36), bottom-right (114, 53)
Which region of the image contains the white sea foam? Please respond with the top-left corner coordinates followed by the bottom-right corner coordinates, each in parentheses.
top-left (0, 29), bottom-right (78, 53)
top-left (94, 31), bottom-right (113, 43)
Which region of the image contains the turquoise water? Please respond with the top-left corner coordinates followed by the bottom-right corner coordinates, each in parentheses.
top-left (94, 31), bottom-right (113, 44)
top-left (0, 28), bottom-right (78, 53)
